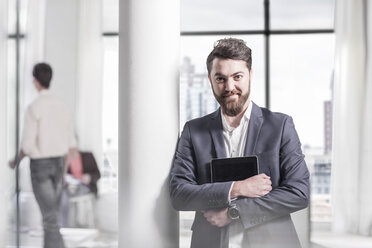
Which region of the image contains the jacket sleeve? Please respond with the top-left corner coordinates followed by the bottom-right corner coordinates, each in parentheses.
top-left (236, 116), bottom-right (310, 229)
top-left (169, 122), bottom-right (233, 211)
top-left (82, 152), bottom-right (101, 184)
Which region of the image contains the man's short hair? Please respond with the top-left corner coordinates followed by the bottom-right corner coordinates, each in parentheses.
top-left (206, 38), bottom-right (252, 74)
top-left (32, 63), bottom-right (53, 88)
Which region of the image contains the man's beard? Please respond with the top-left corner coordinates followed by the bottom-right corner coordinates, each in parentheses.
top-left (213, 88), bottom-right (250, 117)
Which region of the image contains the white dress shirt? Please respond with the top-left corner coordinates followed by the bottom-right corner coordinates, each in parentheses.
top-left (21, 89), bottom-right (77, 159)
top-left (221, 100), bottom-right (252, 248)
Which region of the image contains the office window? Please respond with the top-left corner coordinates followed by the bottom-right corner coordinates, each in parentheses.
top-left (7, 0), bottom-right (28, 34)
top-left (270, 34), bottom-right (334, 149)
top-left (102, 35), bottom-right (119, 192)
top-left (270, 34), bottom-right (335, 231)
top-left (101, 0), bottom-right (118, 193)
top-left (7, 0), bottom-right (28, 169)
top-left (180, 0), bottom-right (335, 246)
top-left (181, 0), bottom-right (264, 32)
top-left (271, 0), bottom-right (334, 30)
top-left (102, 0), bottom-right (119, 33)
top-left (7, 39), bottom-right (17, 160)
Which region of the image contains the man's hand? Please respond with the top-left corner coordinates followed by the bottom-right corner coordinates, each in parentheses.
top-left (203, 208), bottom-right (232, 227)
top-left (231, 173), bottom-right (272, 199)
top-left (81, 174), bottom-right (91, 185)
top-left (65, 148), bottom-right (79, 166)
top-left (8, 151), bottom-right (26, 169)
top-left (8, 159), bottom-right (17, 169)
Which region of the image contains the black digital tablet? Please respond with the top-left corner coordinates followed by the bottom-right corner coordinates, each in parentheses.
top-left (210, 156), bottom-right (259, 183)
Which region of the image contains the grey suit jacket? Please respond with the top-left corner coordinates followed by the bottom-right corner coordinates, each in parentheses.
top-left (169, 102), bottom-right (310, 248)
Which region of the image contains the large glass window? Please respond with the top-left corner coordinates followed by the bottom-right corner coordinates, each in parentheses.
top-left (102, 0), bottom-right (119, 33)
top-left (102, 36), bottom-right (119, 192)
top-left (270, 34), bottom-right (335, 148)
top-left (180, 0), bottom-right (335, 247)
top-left (181, 0), bottom-right (264, 32)
top-left (7, 0), bottom-right (119, 246)
top-left (270, 0), bottom-right (334, 30)
top-left (270, 34), bottom-right (335, 230)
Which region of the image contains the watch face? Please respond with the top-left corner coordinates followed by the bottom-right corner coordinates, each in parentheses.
top-left (228, 206), bottom-right (239, 219)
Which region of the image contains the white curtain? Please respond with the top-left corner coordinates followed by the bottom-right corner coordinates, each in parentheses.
top-left (332, 0), bottom-right (372, 235)
top-left (22, 0), bottom-right (46, 110)
top-left (0, 0), bottom-right (10, 244)
top-left (75, 0), bottom-right (103, 167)
top-left (18, 0), bottom-right (47, 193)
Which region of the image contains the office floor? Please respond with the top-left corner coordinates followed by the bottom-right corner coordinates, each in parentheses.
top-left (7, 228), bottom-right (118, 248)
top-left (8, 227), bottom-right (372, 248)
top-left (181, 228), bottom-right (372, 248)
top-left (311, 231), bottom-right (372, 248)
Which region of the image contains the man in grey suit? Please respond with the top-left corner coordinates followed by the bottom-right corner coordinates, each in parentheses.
top-left (169, 38), bottom-right (310, 248)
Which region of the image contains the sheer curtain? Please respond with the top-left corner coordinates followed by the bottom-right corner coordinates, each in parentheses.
top-left (0, 0), bottom-right (10, 244)
top-left (332, 0), bottom-right (372, 235)
top-left (22, 0), bottom-right (46, 110)
top-left (18, 0), bottom-right (47, 195)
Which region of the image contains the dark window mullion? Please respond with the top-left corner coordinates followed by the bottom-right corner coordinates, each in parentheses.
top-left (102, 1), bottom-right (335, 111)
top-left (179, 29), bottom-right (334, 36)
top-left (264, 0), bottom-right (270, 109)
top-left (8, 34), bottom-right (25, 39)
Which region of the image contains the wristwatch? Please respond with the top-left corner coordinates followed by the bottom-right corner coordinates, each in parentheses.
top-left (227, 204), bottom-right (240, 219)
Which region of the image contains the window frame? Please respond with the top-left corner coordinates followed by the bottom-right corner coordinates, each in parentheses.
top-left (180, 0), bottom-right (334, 109)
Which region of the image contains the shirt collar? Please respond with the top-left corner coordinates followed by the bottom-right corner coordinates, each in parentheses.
top-left (221, 99), bottom-right (252, 132)
top-left (39, 89), bottom-right (51, 95)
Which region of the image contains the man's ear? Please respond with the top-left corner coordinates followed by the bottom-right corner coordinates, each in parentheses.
top-left (33, 78), bottom-right (39, 87)
top-left (33, 78), bottom-right (43, 91)
top-left (249, 68), bottom-right (253, 81)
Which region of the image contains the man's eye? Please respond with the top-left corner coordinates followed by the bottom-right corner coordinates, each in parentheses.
top-left (216, 77), bottom-right (225, 83)
top-left (234, 75), bottom-right (243, 80)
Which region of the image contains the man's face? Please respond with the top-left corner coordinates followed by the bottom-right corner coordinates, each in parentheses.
top-left (208, 58), bottom-right (252, 116)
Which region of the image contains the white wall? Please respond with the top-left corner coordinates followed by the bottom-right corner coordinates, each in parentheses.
top-left (44, 0), bottom-right (103, 165)
top-left (292, 208), bottom-right (310, 248)
top-left (44, 0), bottom-right (78, 113)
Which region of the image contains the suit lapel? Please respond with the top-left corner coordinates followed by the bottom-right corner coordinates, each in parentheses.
top-left (209, 109), bottom-right (227, 158)
top-left (244, 102), bottom-right (263, 156)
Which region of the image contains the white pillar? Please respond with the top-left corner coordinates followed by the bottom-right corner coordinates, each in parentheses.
top-left (75, 0), bottom-right (103, 164)
top-left (119, 0), bottom-right (180, 247)
top-left (0, 0), bottom-right (10, 244)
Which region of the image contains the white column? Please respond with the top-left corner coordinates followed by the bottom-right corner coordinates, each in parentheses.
top-left (332, 0), bottom-right (366, 234)
top-left (0, 0), bottom-right (10, 244)
top-left (75, 0), bottom-right (103, 164)
top-left (119, 0), bottom-right (180, 247)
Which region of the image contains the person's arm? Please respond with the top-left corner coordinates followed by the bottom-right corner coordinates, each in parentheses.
top-left (8, 150), bottom-right (26, 169)
top-left (10, 106), bottom-right (39, 169)
top-left (169, 122), bottom-right (234, 211)
top-left (20, 106), bottom-right (40, 157)
top-left (235, 116), bottom-right (310, 230)
top-left (203, 173), bottom-right (272, 227)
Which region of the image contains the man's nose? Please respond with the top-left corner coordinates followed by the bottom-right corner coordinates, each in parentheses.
top-left (225, 78), bottom-right (235, 92)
